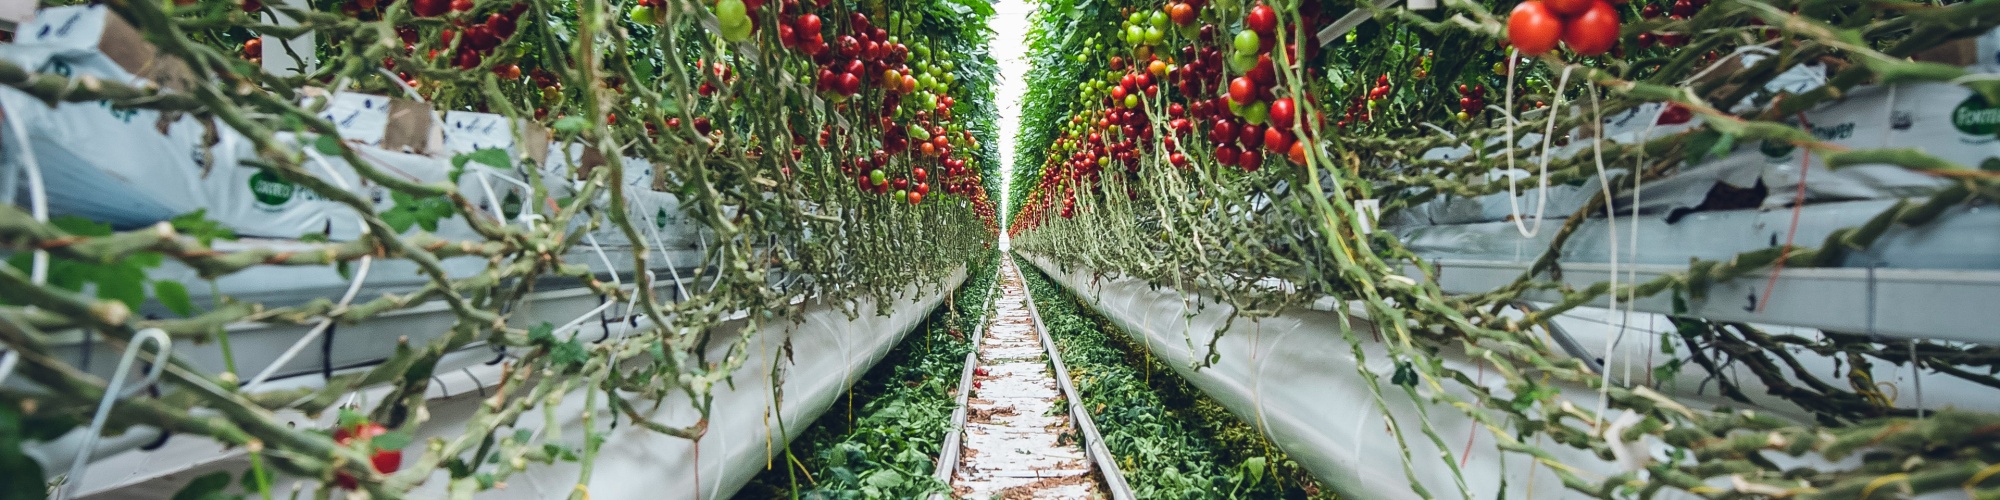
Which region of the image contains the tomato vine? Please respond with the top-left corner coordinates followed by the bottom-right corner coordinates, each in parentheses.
top-left (1012, 0), bottom-right (2000, 497)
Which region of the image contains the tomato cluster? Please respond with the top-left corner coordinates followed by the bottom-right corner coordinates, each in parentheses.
top-left (1455, 84), bottom-right (1487, 122)
top-left (1015, 0), bottom-right (1335, 233)
top-left (1506, 0), bottom-right (1621, 57)
top-left (1635, 0), bottom-right (1708, 48)
top-left (330, 422), bottom-right (403, 491)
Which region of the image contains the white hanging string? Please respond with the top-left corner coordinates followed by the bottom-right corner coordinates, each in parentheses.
top-left (7, 112), bottom-right (50, 285)
top-left (1579, 82), bottom-right (1622, 427)
top-left (57, 328), bottom-right (171, 500)
top-left (649, 222), bottom-right (695, 301)
top-left (1502, 51), bottom-right (1563, 238)
top-left (245, 148), bottom-right (373, 388)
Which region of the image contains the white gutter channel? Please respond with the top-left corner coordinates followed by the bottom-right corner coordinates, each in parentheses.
top-left (79, 268), bottom-right (965, 500)
top-left (1016, 251), bottom-right (1999, 499)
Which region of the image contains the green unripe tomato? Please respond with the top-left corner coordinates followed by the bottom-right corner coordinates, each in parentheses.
top-left (1233, 30), bottom-right (1260, 55)
top-left (1149, 10), bottom-right (1168, 29)
top-left (870, 169), bottom-right (886, 185)
top-left (1144, 26), bottom-right (1164, 45)
top-left (1228, 51), bottom-right (1257, 73)
top-left (1124, 94), bottom-right (1139, 108)
top-left (1240, 101), bottom-right (1269, 124)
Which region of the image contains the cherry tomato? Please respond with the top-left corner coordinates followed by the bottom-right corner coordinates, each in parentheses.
top-left (331, 423), bottom-right (403, 490)
top-left (1168, 3), bottom-right (1196, 26)
top-left (1506, 1), bottom-right (1562, 56)
top-left (1245, 3), bottom-right (1277, 34)
top-left (1214, 144), bottom-right (1241, 165)
top-left (1238, 150), bottom-right (1261, 171)
top-left (1287, 140), bottom-right (1307, 164)
top-left (1268, 97), bottom-right (1295, 128)
top-left (1227, 76), bottom-right (1256, 105)
top-left (1263, 126), bottom-right (1293, 154)
top-left (1562, 1), bottom-right (1620, 56)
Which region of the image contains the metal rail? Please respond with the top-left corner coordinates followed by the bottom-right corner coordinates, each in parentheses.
top-left (930, 278), bottom-right (998, 497)
top-left (1017, 257), bottom-right (1137, 500)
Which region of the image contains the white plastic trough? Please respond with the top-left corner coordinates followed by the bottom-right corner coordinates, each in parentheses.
top-left (65, 268), bottom-right (965, 499)
top-left (1016, 252), bottom-right (1998, 500)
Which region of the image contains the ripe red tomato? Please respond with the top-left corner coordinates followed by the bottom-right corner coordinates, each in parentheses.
top-left (1246, 4), bottom-right (1277, 34)
top-left (1238, 150), bottom-right (1261, 171)
top-left (1263, 127), bottom-right (1293, 154)
top-left (1657, 103), bottom-right (1693, 125)
top-left (1506, 1), bottom-right (1562, 56)
top-left (1562, 1), bottom-right (1620, 56)
top-left (1210, 119), bottom-right (1237, 143)
top-left (1238, 123), bottom-right (1264, 149)
top-left (1268, 97), bottom-right (1295, 128)
top-left (1287, 140), bottom-right (1307, 164)
top-left (1227, 77), bottom-right (1256, 105)
top-left (332, 423), bottom-right (403, 490)
top-left (1543, 0), bottom-right (1595, 17)
top-left (796, 14), bottom-right (821, 33)
top-left (1169, 2), bottom-right (1196, 26)
top-left (1214, 144), bottom-right (1241, 165)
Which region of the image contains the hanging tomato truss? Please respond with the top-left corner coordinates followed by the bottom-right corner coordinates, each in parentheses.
top-left (0, 0), bottom-right (1002, 495)
top-left (1012, 0), bottom-right (2000, 497)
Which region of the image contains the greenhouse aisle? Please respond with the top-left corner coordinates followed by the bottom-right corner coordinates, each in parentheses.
top-left (947, 260), bottom-right (1101, 498)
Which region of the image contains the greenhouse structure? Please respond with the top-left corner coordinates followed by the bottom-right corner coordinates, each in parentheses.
top-left (3, 0), bottom-right (2000, 498)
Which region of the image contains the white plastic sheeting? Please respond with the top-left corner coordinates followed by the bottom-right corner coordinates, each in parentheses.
top-left (1019, 252), bottom-right (2000, 498)
top-left (78, 268), bottom-right (965, 499)
top-left (1017, 252), bottom-right (1619, 500)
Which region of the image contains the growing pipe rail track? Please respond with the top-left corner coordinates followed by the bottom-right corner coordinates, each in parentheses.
top-left (937, 257), bottom-right (1131, 499)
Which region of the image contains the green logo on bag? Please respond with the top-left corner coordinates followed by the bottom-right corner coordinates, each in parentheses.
top-left (656, 207), bottom-right (669, 230)
top-left (249, 170), bottom-right (296, 209)
top-left (1953, 94), bottom-right (2000, 136)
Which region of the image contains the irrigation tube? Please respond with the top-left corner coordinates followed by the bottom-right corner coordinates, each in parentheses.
top-left (928, 279), bottom-right (998, 499)
top-left (1017, 256), bottom-right (1137, 500)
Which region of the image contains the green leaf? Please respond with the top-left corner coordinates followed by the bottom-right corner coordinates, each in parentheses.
top-left (382, 210), bottom-right (417, 233)
top-left (528, 322), bottom-right (556, 343)
top-left (861, 469), bottom-right (904, 489)
top-left (312, 134), bottom-right (343, 156)
top-left (170, 209), bottom-right (236, 246)
top-left (170, 471), bottom-right (235, 500)
top-left (1242, 456), bottom-right (1266, 486)
top-left (50, 215), bottom-right (111, 237)
top-left (0, 405), bottom-right (49, 500)
top-left (551, 116), bottom-right (590, 133)
top-left (372, 430), bottom-right (414, 450)
top-left (237, 466), bottom-right (264, 492)
top-left (336, 408), bottom-right (367, 429)
top-left (154, 280), bottom-right (194, 316)
top-left (453, 148), bottom-right (513, 171)
top-left (96, 264), bottom-right (148, 310)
